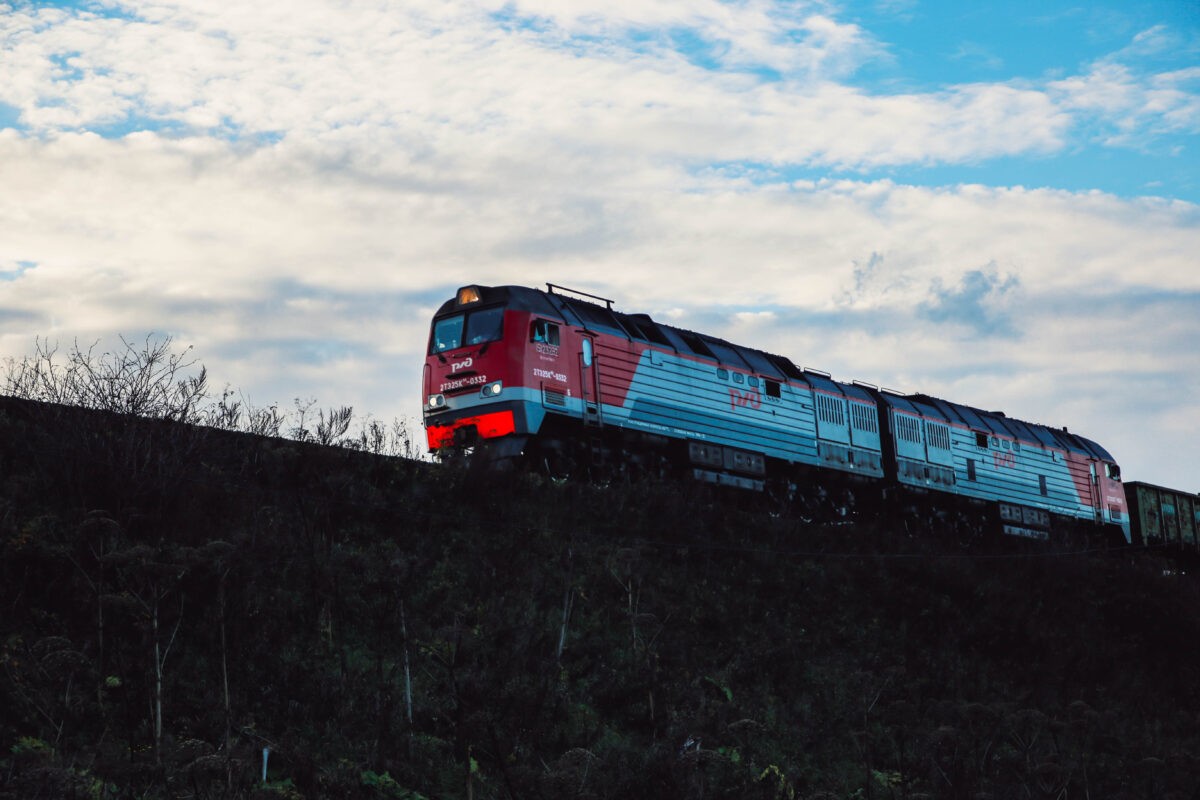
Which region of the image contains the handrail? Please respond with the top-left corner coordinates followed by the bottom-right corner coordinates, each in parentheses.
top-left (546, 283), bottom-right (615, 309)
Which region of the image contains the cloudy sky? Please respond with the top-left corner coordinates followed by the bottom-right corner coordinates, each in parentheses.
top-left (1, 0), bottom-right (1198, 490)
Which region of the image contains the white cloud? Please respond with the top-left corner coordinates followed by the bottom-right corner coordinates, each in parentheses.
top-left (1048, 29), bottom-right (1200, 146)
top-left (2, 0), bottom-right (1183, 170)
top-left (486, 0), bottom-right (882, 79)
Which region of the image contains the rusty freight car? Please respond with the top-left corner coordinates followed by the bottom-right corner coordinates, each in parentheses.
top-left (1126, 481), bottom-right (1199, 551)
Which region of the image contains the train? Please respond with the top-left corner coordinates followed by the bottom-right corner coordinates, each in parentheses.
top-left (421, 283), bottom-right (1194, 549)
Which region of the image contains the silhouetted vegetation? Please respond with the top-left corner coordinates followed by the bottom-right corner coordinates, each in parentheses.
top-left (2, 340), bottom-right (1199, 798)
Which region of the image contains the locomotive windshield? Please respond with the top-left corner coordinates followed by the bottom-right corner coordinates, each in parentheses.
top-left (430, 307), bottom-right (505, 354)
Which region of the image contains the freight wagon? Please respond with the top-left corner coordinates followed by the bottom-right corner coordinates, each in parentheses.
top-left (1126, 481), bottom-right (1200, 551)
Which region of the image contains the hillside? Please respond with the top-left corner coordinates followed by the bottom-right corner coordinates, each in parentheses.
top-left (2, 394), bottom-right (1199, 799)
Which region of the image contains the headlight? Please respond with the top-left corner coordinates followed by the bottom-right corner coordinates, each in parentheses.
top-left (427, 394), bottom-right (446, 409)
top-left (481, 381), bottom-right (503, 397)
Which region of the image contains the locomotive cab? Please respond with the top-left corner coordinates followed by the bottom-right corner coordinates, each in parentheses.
top-left (423, 285), bottom-right (577, 457)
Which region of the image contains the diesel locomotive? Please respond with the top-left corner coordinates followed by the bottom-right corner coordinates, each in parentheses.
top-left (423, 283), bottom-right (1132, 544)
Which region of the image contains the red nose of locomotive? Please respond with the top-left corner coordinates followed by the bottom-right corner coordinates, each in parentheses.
top-left (423, 286), bottom-right (524, 451)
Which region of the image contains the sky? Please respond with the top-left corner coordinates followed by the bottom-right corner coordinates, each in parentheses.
top-left (1, 0), bottom-right (1198, 490)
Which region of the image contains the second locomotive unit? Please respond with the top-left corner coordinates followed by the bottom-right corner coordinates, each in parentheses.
top-left (423, 283), bottom-right (1130, 544)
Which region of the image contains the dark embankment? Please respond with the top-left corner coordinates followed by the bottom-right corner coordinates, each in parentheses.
top-left (2, 395), bottom-right (1198, 799)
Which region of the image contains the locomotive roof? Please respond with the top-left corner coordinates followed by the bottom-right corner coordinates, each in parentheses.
top-left (438, 284), bottom-right (810, 381)
top-left (438, 284), bottom-right (1115, 461)
top-left (899, 392), bottom-right (1116, 461)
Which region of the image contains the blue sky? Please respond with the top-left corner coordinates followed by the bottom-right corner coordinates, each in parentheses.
top-left (1, 0), bottom-right (1198, 489)
top-left (847, 0), bottom-right (1200, 198)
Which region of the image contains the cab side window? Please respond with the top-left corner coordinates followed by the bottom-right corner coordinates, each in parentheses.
top-left (531, 320), bottom-right (560, 345)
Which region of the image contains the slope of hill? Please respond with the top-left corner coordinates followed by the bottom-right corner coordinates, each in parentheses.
top-left (2, 395), bottom-right (1198, 799)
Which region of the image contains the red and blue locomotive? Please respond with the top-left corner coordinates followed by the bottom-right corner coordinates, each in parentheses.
top-left (423, 283), bottom-right (1131, 544)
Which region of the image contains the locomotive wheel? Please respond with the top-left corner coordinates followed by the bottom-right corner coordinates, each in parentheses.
top-left (526, 434), bottom-right (594, 485)
top-left (533, 443), bottom-right (573, 485)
